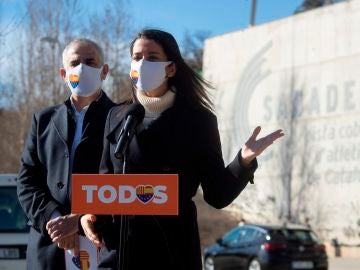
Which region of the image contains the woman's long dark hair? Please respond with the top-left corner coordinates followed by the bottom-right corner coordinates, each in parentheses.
top-left (130, 29), bottom-right (213, 111)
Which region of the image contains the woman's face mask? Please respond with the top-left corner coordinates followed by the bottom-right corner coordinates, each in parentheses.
top-left (129, 59), bottom-right (172, 92)
top-left (66, 63), bottom-right (103, 97)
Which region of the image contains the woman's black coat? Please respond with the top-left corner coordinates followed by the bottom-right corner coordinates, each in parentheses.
top-left (97, 94), bottom-right (257, 270)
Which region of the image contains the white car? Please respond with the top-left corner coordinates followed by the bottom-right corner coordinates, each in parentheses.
top-left (0, 174), bottom-right (28, 270)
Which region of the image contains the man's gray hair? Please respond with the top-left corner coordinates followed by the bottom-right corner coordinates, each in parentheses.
top-left (62, 38), bottom-right (104, 67)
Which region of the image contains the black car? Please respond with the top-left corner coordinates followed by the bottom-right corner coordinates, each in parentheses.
top-left (203, 223), bottom-right (328, 270)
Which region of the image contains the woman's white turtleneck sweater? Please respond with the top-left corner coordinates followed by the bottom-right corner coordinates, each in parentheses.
top-left (136, 89), bottom-right (176, 128)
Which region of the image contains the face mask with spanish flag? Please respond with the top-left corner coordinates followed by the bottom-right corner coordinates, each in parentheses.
top-left (129, 59), bottom-right (172, 92)
top-left (66, 63), bottom-right (103, 97)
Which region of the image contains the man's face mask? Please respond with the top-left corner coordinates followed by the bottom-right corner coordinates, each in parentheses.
top-left (129, 59), bottom-right (172, 92)
top-left (66, 63), bottom-right (103, 97)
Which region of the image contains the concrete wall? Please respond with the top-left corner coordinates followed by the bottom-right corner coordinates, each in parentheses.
top-left (203, 0), bottom-right (360, 249)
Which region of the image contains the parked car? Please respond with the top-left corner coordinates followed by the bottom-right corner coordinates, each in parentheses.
top-left (0, 174), bottom-right (29, 270)
top-left (203, 223), bottom-right (328, 270)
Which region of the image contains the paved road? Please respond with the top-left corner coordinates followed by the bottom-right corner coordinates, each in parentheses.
top-left (329, 257), bottom-right (360, 270)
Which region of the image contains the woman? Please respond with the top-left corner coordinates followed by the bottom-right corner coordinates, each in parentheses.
top-left (81, 29), bottom-right (283, 270)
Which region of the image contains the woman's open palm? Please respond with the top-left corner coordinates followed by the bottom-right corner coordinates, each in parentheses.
top-left (241, 126), bottom-right (284, 165)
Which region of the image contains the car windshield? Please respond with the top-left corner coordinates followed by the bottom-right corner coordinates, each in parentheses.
top-left (0, 187), bottom-right (29, 233)
top-left (272, 229), bottom-right (318, 243)
top-left (221, 227), bottom-right (241, 243)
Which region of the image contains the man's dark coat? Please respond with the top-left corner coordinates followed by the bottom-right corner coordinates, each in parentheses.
top-left (17, 91), bottom-right (115, 270)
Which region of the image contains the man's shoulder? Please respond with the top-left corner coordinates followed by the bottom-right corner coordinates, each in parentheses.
top-left (108, 102), bottom-right (131, 120)
top-left (34, 103), bottom-right (65, 120)
top-left (98, 90), bottom-right (116, 109)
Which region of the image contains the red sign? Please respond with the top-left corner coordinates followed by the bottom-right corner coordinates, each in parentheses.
top-left (72, 174), bottom-right (178, 215)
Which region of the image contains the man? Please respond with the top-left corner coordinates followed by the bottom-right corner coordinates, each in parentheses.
top-left (17, 38), bottom-right (115, 270)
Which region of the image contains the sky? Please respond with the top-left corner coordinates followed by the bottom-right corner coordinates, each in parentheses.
top-left (1, 0), bottom-right (305, 47)
top-left (128, 0), bottom-right (305, 43)
top-left (0, 0), bottom-right (305, 89)
top-left (0, 0), bottom-right (305, 91)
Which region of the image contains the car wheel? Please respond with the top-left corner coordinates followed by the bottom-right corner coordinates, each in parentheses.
top-left (248, 258), bottom-right (261, 270)
top-left (204, 256), bottom-right (215, 270)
